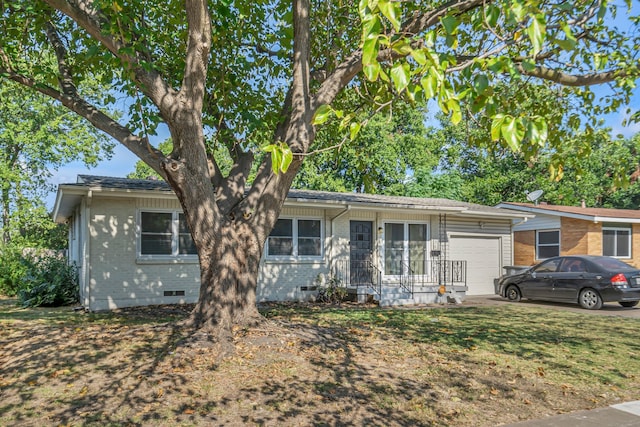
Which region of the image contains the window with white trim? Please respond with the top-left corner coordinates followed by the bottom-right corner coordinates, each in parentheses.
top-left (384, 222), bottom-right (428, 275)
top-left (603, 225), bottom-right (631, 258)
top-left (536, 230), bottom-right (560, 259)
top-left (267, 218), bottom-right (322, 258)
top-left (139, 211), bottom-right (197, 257)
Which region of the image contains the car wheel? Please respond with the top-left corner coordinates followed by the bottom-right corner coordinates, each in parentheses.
top-left (579, 288), bottom-right (603, 310)
top-left (619, 301), bottom-right (639, 308)
top-left (505, 285), bottom-right (521, 302)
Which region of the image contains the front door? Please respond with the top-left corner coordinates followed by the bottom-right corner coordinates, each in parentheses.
top-left (350, 221), bottom-right (373, 285)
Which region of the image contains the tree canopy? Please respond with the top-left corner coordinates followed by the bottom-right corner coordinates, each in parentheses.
top-left (1, 0), bottom-right (638, 342)
top-left (0, 81), bottom-right (111, 246)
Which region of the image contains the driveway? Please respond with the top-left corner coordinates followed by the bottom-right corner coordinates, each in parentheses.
top-left (464, 295), bottom-right (640, 318)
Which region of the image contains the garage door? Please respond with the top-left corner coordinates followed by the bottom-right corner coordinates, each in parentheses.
top-left (449, 236), bottom-right (501, 295)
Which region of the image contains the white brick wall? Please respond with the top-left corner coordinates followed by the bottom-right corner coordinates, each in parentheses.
top-left (80, 195), bottom-right (515, 310)
top-left (87, 197), bottom-right (200, 310)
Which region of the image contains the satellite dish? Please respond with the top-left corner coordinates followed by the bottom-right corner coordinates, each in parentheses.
top-left (526, 190), bottom-right (544, 204)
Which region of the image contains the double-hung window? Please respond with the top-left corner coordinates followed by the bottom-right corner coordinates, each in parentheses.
top-left (139, 211), bottom-right (197, 258)
top-left (267, 218), bottom-right (322, 258)
top-left (536, 230), bottom-right (560, 259)
top-left (603, 225), bottom-right (631, 258)
top-left (384, 222), bottom-right (428, 276)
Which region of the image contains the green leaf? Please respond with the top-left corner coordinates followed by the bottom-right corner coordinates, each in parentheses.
top-left (501, 116), bottom-right (525, 151)
top-left (362, 14), bottom-right (381, 40)
top-left (473, 74), bottom-right (489, 94)
top-left (420, 72), bottom-right (438, 99)
top-left (391, 39), bottom-right (413, 56)
top-left (390, 62), bottom-right (410, 93)
top-left (527, 14), bottom-right (546, 56)
top-left (485, 5), bottom-right (500, 27)
top-left (363, 62), bottom-right (381, 81)
top-left (441, 15), bottom-right (459, 35)
top-left (449, 98), bottom-right (462, 125)
top-left (378, 0), bottom-right (402, 31)
top-left (263, 142), bottom-right (293, 174)
top-left (491, 114), bottom-right (505, 141)
top-left (280, 145), bottom-right (293, 172)
top-left (556, 23), bottom-right (577, 51)
top-left (358, 0), bottom-right (369, 18)
top-left (510, 2), bottom-right (526, 21)
top-left (531, 117), bottom-right (548, 145)
top-left (270, 146), bottom-right (282, 173)
top-left (350, 122), bottom-right (362, 140)
top-left (362, 37), bottom-right (380, 65)
top-left (411, 49), bottom-right (427, 65)
top-left (312, 105), bottom-right (333, 125)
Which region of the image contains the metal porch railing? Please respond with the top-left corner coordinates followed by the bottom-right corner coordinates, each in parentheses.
top-left (331, 259), bottom-right (382, 296)
top-left (331, 258), bottom-right (467, 294)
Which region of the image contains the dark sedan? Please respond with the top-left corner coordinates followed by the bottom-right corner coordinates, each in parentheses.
top-left (497, 255), bottom-right (640, 309)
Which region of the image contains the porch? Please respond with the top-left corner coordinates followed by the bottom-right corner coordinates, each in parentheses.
top-left (330, 258), bottom-right (468, 306)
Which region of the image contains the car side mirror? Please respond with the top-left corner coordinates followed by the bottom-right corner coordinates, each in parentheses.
top-left (530, 271), bottom-right (536, 279)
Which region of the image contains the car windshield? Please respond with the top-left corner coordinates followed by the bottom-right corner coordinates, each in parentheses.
top-left (591, 257), bottom-right (636, 271)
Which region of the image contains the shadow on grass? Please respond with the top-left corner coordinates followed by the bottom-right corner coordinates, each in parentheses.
top-left (0, 303), bottom-right (207, 426)
top-left (2, 302), bottom-right (640, 426)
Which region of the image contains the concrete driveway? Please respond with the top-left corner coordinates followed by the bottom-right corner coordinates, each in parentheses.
top-left (464, 295), bottom-right (640, 318)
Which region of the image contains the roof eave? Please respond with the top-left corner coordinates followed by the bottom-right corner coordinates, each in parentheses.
top-left (497, 203), bottom-right (640, 223)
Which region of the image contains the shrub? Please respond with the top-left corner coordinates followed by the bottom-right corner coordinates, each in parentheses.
top-left (17, 255), bottom-right (78, 307)
top-left (316, 274), bottom-right (348, 304)
top-left (0, 245), bottom-right (28, 297)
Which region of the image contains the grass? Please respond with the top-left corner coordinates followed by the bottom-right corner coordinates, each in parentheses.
top-left (1, 297), bottom-right (640, 426)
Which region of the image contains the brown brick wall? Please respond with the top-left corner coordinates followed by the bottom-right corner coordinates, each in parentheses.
top-left (513, 230), bottom-right (535, 266)
top-left (586, 221), bottom-right (602, 256)
top-left (629, 224), bottom-right (640, 268)
top-left (560, 217), bottom-right (589, 255)
top-left (513, 219), bottom-right (640, 268)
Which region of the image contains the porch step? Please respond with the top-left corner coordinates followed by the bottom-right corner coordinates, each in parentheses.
top-left (375, 285), bottom-right (461, 307)
top-left (376, 286), bottom-right (414, 307)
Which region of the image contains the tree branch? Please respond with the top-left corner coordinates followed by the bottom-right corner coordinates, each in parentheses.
top-left (44, 16), bottom-right (77, 96)
top-left (516, 64), bottom-right (635, 86)
top-left (43, 0), bottom-right (179, 113)
top-left (180, 0), bottom-right (211, 112)
top-left (1, 67), bottom-right (167, 178)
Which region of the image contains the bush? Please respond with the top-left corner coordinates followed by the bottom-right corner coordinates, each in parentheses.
top-left (17, 255), bottom-right (78, 307)
top-left (0, 246), bottom-right (29, 297)
top-left (316, 274), bottom-right (348, 304)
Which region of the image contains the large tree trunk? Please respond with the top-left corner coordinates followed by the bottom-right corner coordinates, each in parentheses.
top-left (168, 0), bottom-right (313, 345)
top-left (190, 219), bottom-right (264, 337)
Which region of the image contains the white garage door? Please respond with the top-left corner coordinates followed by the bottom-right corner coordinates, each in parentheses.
top-left (449, 236), bottom-right (501, 295)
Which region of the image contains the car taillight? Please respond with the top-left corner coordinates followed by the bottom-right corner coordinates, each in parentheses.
top-left (611, 273), bottom-right (629, 288)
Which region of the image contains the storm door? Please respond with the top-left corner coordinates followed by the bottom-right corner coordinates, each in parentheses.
top-left (350, 221), bottom-right (373, 285)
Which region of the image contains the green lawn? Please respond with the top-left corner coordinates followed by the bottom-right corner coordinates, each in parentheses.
top-left (1, 298), bottom-right (639, 426)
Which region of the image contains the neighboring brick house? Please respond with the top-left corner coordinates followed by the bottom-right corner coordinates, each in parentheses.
top-left (497, 202), bottom-right (640, 268)
top-left (52, 175), bottom-right (529, 311)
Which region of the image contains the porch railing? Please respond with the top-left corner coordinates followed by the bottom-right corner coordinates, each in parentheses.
top-left (332, 258), bottom-right (467, 291)
top-left (331, 259), bottom-right (381, 296)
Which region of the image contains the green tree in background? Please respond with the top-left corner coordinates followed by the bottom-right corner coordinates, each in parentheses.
top-left (294, 104), bottom-right (440, 194)
top-left (0, 82), bottom-right (112, 247)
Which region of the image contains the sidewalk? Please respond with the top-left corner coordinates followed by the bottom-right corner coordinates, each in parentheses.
top-left (505, 401), bottom-right (640, 426)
